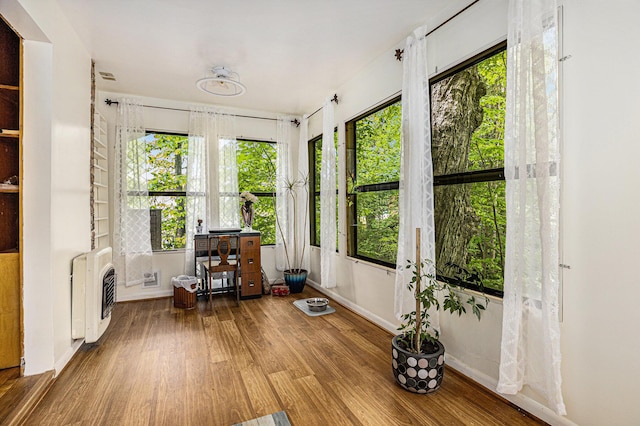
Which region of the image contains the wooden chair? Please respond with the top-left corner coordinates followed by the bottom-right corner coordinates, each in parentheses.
top-left (207, 235), bottom-right (240, 306)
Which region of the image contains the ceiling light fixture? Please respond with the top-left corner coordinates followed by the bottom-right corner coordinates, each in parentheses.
top-left (196, 66), bottom-right (246, 97)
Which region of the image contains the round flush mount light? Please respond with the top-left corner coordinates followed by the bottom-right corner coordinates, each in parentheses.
top-left (196, 66), bottom-right (246, 97)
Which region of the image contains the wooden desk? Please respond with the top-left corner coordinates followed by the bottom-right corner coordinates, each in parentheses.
top-left (194, 230), bottom-right (262, 299)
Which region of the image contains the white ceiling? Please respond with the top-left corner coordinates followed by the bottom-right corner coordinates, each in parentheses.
top-left (57, 0), bottom-right (474, 115)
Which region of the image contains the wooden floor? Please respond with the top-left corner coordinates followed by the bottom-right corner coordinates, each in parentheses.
top-left (24, 287), bottom-right (545, 426)
top-left (0, 367), bottom-right (54, 425)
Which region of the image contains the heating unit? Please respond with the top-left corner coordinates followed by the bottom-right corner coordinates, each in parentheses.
top-left (72, 247), bottom-right (116, 343)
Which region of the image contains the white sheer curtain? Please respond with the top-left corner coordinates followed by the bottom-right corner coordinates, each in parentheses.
top-left (213, 113), bottom-right (239, 228)
top-left (498, 0), bottom-right (566, 416)
top-left (296, 116), bottom-right (311, 273)
top-left (113, 98), bottom-right (153, 287)
top-left (276, 115), bottom-right (294, 271)
top-left (320, 98), bottom-right (336, 288)
top-left (394, 25), bottom-right (436, 321)
top-left (184, 107), bottom-right (212, 274)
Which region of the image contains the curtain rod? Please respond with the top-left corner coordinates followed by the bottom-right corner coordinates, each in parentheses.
top-left (104, 99), bottom-right (301, 127)
top-left (307, 93), bottom-right (340, 120)
top-left (395, 0), bottom-right (480, 61)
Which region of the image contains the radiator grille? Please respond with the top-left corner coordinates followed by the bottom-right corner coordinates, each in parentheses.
top-left (102, 267), bottom-right (116, 320)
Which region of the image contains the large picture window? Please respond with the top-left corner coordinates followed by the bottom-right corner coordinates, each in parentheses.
top-left (145, 132), bottom-right (188, 251)
top-left (309, 130), bottom-right (338, 249)
top-left (431, 43), bottom-right (507, 296)
top-left (346, 99), bottom-right (401, 267)
top-left (142, 135), bottom-right (279, 249)
top-left (345, 44), bottom-right (506, 296)
top-left (236, 139), bottom-right (277, 245)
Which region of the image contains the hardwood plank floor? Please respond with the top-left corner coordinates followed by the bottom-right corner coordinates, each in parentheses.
top-left (25, 287), bottom-right (545, 425)
top-left (0, 367), bottom-right (54, 425)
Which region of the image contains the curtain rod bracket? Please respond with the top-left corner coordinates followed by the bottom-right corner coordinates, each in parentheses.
top-left (292, 118), bottom-right (300, 127)
top-left (392, 0), bottom-right (479, 62)
top-left (331, 94), bottom-right (339, 104)
top-left (105, 98), bottom-right (119, 106)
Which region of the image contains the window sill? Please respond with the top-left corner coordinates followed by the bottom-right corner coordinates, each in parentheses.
top-left (152, 249), bottom-right (186, 255)
top-left (451, 286), bottom-right (503, 305)
top-left (346, 255), bottom-right (396, 274)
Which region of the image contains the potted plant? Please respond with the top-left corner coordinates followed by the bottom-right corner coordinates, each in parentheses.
top-left (274, 174), bottom-right (309, 293)
top-left (392, 228), bottom-right (488, 394)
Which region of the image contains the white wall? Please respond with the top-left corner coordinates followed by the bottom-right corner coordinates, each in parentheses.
top-left (558, 1), bottom-right (640, 425)
top-left (304, 1), bottom-right (640, 425)
top-left (306, 0), bottom-right (508, 366)
top-left (1, 0), bottom-right (93, 375)
top-left (8, 0), bottom-right (639, 423)
top-left (96, 91), bottom-right (295, 301)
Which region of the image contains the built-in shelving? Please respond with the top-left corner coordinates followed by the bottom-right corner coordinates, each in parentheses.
top-left (92, 111), bottom-right (109, 250)
top-left (0, 13), bottom-right (23, 370)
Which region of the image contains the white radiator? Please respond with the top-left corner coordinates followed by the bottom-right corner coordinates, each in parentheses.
top-left (72, 247), bottom-right (116, 343)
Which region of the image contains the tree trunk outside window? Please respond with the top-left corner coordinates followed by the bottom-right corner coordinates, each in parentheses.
top-left (431, 68), bottom-right (485, 280)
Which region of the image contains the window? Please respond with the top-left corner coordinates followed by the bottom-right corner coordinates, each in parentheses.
top-left (308, 130), bottom-right (338, 249)
top-left (345, 44), bottom-right (506, 296)
top-left (236, 139), bottom-right (277, 245)
top-left (145, 132), bottom-right (188, 251)
top-left (431, 44), bottom-right (507, 297)
top-left (346, 99), bottom-right (401, 267)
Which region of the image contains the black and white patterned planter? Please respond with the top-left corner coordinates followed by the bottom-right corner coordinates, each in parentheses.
top-left (391, 335), bottom-right (445, 394)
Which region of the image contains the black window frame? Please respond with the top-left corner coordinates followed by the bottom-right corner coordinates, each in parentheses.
top-left (308, 134), bottom-right (322, 247)
top-left (346, 96), bottom-right (402, 269)
top-left (308, 129), bottom-right (340, 250)
top-left (430, 41), bottom-right (507, 298)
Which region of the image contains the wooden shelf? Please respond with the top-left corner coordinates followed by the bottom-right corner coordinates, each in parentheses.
top-left (1, 11), bottom-right (22, 370)
top-left (0, 129), bottom-right (20, 138)
top-left (0, 184), bottom-right (19, 193)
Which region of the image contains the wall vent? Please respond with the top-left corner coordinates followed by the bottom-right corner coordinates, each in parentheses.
top-left (142, 271), bottom-right (160, 288)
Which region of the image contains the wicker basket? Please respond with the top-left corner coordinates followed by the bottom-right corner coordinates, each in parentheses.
top-left (172, 276), bottom-right (198, 309)
top-left (174, 285), bottom-right (196, 309)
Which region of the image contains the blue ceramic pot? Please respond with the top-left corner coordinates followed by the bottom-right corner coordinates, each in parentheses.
top-left (284, 269), bottom-right (308, 293)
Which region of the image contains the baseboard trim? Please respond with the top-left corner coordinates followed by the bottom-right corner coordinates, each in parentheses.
top-left (54, 339), bottom-right (83, 377)
top-left (445, 354), bottom-right (576, 426)
top-left (305, 279), bottom-right (398, 335)
top-left (4, 370), bottom-right (55, 426)
top-left (306, 279), bottom-right (574, 426)
top-left (116, 288), bottom-right (173, 302)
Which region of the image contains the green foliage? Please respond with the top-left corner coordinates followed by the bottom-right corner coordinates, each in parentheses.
top-left (350, 101), bottom-right (402, 264)
top-left (311, 131), bottom-right (339, 248)
top-left (144, 136), bottom-right (280, 249)
top-left (464, 50), bottom-right (507, 292)
top-left (145, 133), bottom-right (188, 250)
top-left (236, 140), bottom-right (277, 245)
top-left (398, 258), bottom-right (489, 353)
top-left (347, 50), bottom-right (506, 293)
top-left (353, 191), bottom-right (399, 264)
top-left (354, 102), bottom-right (402, 185)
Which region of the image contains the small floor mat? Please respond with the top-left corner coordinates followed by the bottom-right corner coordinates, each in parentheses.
top-left (233, 411), bottom-right (291, 426)
top-left (293, 298), bottom-right (336, 317)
